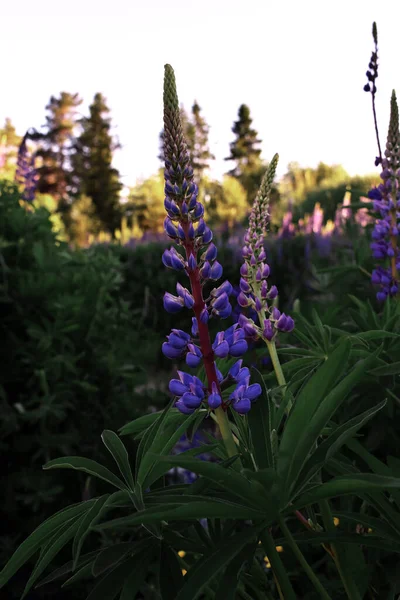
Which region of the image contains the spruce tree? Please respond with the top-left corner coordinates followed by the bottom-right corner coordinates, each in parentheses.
top-left (72, 93), bottom-right (122, 234)
top-left (186, 101), bottom-right (214, 181)
top-left (225, 104), bottom-right (263, 202)
top-left (33, 92), bottom-right (82, 199)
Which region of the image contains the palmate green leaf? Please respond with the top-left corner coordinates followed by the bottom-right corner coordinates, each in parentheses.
top-left (92, 538), bottom-right (153, 577)
top-left (119, 408), bottom-right (187, 438)
top-left (214, 541), bottom-right (257, 600)
top-left (281, 357), bottom-right (322, 377)
top-left (35, 551), bottom-right (98, 588)
top-left (101, 430), bottom-right (135, 490)
top-left (135, 401), bottom-right (174, 483)
top-left (22, 513), bottom-right (85, 598)
top-left (72, 495), bottom-right (110, 571)
top-left (43, 456), bottom-right (127, 491)
top-left (290, 474), bottom-right (400, 511)
top-left (0, 500), bottom-right (95, 588)
top-left (160, 543), bottom-right (184, 600)
top-left (119, 547), bottom-right (156, 600)
top-left (248, 368), bottom-right (273, 469)
top-left (95, 498), bottom-right (266, 530)
top-left (173, 525), bottom-right (263, 600)
top-left (275, 531), bottom-right (400, 553)
top-left (297, 401), bottom-right (387, 491)
top-left (86, 557), bottom-right (138, 600)
top-left (158, 455), bottom-right (276, 511)
top-left (369, 361), bottom-right (400, 376)
top-left (139, 410), bottom-right (199, 489)
top-left (277, 339), bottom-right (351, 499)
top-left (285, 351), bottom-right (379, 499)
top-left (62, 561), bottom-right (94, 587)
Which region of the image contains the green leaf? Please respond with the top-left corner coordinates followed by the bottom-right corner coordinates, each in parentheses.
top-left (35, 552), bottom-right (98, 588)
top-left (101, 430), bottom-right (135, 490)
top-left (35, 550), bottom-right (99, 590)
top-left (276, 531), bottom-right (400, 553)
top-left (248, 368), bottom-right (273, 470)
top-left (43, 456), bottom-right (127, 491)
top-left (22, 513), bottom-right (85, 597)
top-left (139, 410), bottom-right (199, 489)
top-left (95, 499), bottom-right (266, 530)
top-left (135, 401), bottom-right (173, 482)
top-left (92, 539), bottom-right (151, 577)
top-left (0, 501), bottom-right (94, 588)
top-left (158, 455), bottom-right (274, 511)
top-left (214, 542), bottom-right (257, 600)
top-left (277, 340), bottom-right (351, 499)
top-left (298, 401), bottom-right (387, 489)
top-left (369, 361), bottom-right (400, 376)
top-left (286, 352), bottom-right (377, 498)
top-left (173, 526), bottom-right (262, 600)
top-left (72, 495), bottom-right (110, 571)
top-left (159, 543), bottom-right (184, 600)
top-left (86, 558), bottom-right (137, 600)
top-left (62, 561), bottom-right (94, 587)
top-left (291, 474), bottom-right (400, 511)
top-left (119, 548), bottom-right (155, 600)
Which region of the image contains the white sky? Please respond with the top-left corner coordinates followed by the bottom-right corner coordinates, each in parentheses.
top-left (0, 0), bottom-right (399, 188)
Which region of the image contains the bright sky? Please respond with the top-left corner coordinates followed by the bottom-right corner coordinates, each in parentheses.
top-left (0, 0), bottom-right (399, 189)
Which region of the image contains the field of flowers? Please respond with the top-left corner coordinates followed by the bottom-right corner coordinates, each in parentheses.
top-left (1, 21), bottom-right (400, 600)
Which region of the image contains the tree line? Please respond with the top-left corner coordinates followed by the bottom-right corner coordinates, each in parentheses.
top-left (0, 96), bottom-right (377, 245)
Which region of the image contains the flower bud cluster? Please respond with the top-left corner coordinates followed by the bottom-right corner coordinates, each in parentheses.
top-left (162, 64), bottom-right (261, 415)
top-left (363, 22), bottom-right (378, 96)
top-left (237, 155), bottom-right (294, 342)
top-left (369, 91), bottom-right (400, 301)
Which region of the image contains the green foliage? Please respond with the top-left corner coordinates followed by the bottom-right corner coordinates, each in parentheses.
top-left (0, 183), bottom-right (168, 594)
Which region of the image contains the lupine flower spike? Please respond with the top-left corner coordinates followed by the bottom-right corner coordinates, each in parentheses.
top-left (238, 155), bottom-right (294, 344)
top-left (15, 132), bottom-right (38, 203)
top-left (369, 91), bottom-right (400, 301)
top-left (237, 155), bottom-right (294, 408)
top-left (161, 64), bottom-right (261, 424)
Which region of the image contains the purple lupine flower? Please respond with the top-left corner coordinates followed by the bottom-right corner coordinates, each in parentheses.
top-left (368, 91), bottom-right (400, 301)
top-left (15, 132), bottom-right (38, 203)
top-left (162, 64), bottom-right (259, 414)
top-left (236, 154), bottom-right (294, 344)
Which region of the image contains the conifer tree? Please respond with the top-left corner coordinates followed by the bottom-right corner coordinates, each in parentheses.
top-left (225, 104), bottom-right (263, 202)
top-left (186, 101), bottom-right (215, 180)
top-left (72, 93), bottom-right (122, 234)
top-left (33, 92), bottom-right (82, 199)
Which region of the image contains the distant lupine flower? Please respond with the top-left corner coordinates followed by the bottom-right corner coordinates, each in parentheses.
top-left (369, 91), bottom-right (400, 301)
top-left (278, 203), bottom-right (295, 239)
top-left (15, 132), bottom-right (38, 203)
top-left (162, 65), bottom-right (260, 414)
top-left (364, 22), bottom-right (382, 167)
top-left (305, 202), bottom-right (324, 235)
top-left (167, 432), bottom-right (215, 484)
top-left (236, 155), bottom-right (294, 346)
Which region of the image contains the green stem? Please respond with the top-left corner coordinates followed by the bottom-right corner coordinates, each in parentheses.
top-left (278, 516), bottom-right (332, 600)
top-left (319, 499), bottom-right (361, 600)
top-left (260, 529), bottom-right (296, 600)
top-left (214, 405), bottom-right (240, 459)
top-left (265, 338), bottom-right (293, 414)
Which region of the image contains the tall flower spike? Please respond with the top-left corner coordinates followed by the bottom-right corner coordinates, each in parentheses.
top-left (238, 154), bottom-right (294, 346)
top-left (369, 90), bottom-right (400, 301)
top-left (161, 65), bottom-right (258, 417)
